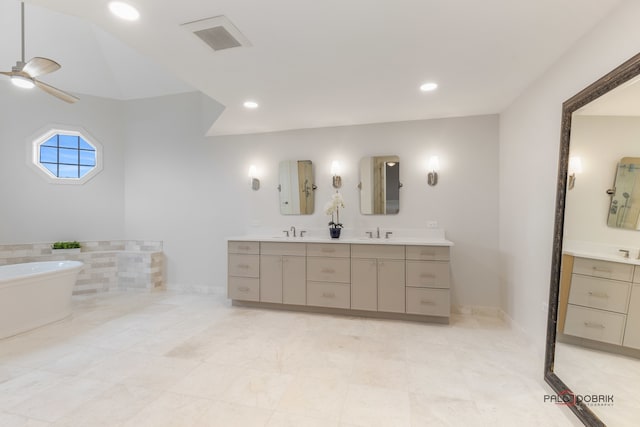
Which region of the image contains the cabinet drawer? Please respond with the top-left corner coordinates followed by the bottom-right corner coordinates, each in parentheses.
top-left (564, 304), bottom-right (626, 345)
top-left (228, 277), bottom-right (259, 301)
top-left (406, 288), bottom-right (450, 317)
top-left (406, 246), bottom-right (450, 261)
top-left (569, 274), bottom-right (630, 313)
top-left (573, 257), bottom-right (634, 282)
top-left (228, 241), bottom-right (259, 255)
top-left (261, 242), bottom-right (306, 256)
top-left (634, 267), bottom-right (640, 284)
top-left (351, 244), bottom-right (404, 259)
top-left (406, 261), bottom-right (450, 288)
top-left (306, 243), bottom-right (350, 258)
top-left (228, 254), bottom-right (259, 278)
top-left (307, 257), bottom-right (350, 283)
top-left (307, 281), bottom-right (350, 309)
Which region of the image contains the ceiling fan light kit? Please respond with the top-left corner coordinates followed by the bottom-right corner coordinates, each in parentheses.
top-left (10, 74), bottom-right (35, 89)
top-left (1, 2), bottom-right (78, 103)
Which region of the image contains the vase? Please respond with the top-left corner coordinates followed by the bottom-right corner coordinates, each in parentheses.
top-left (329, 228), bottom-right (341, 239)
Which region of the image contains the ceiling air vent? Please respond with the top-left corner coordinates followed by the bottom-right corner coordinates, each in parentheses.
top-left (181, 15), bottom-right (251, 52)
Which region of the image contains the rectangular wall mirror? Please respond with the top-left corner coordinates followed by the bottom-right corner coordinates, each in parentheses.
top-left (359, 155), bottom-right (400, 215)
top-left (278, 160), bottom-right (315, 215)
top-left (607, 157), bottom-right (640, 230)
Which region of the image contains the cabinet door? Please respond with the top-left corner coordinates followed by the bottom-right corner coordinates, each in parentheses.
top-left (260, 255), bottom-right (282, 303)
top-left (624, 284), bottom-right (640, 349)
top-left (351, 258), bottom-right (377, 311)
top-left (283, 256), bottom-right (306, 305)
top-left (378, 259), bottom-right (405, 313)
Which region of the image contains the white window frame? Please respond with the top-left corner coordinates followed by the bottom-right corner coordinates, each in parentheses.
top-left (28, 125), bottom-right (103, 185)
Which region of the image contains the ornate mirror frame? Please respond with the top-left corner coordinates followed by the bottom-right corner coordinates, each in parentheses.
top-left (545, 52), bottom-right (640, 426)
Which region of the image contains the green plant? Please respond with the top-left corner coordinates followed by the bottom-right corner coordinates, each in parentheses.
top-left (52, 241), bottom-right (81, 249)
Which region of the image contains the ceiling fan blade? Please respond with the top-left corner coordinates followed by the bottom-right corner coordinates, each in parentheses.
top-left (23, 57), bottom-right (61, 78)
top-left (34, 80), bottom-right (79, 103)
top-left (0, 71), bottom-right (13, 77)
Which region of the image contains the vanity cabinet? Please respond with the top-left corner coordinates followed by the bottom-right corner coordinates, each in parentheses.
top-left (227, 239), bottom-right (452, 322)
top-left (307, 243), bottom-right (350, 309)
top-left (351, 245), bottom-right (405, 312)
top-left (405, 246), bottom-right (450, 317)
top-left (260, 243), bottom-right (306, 304)
top-left (227, 241), bottom-right (260, 301)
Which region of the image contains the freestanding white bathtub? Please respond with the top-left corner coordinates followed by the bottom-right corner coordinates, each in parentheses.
top-left (0, 261), bottom-right (84, 339)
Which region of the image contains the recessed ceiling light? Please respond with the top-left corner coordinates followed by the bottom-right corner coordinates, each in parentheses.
top-left (243, 101), bottom-right (259, 109)
top-left (108, 2), bottom-right (140, 21)
top-left (420, 82), bottom-right (438, 92)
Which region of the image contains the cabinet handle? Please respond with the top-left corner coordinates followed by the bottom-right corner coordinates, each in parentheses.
top-left (321, 248), bottom-right (336, 253)
top-left (420, 300), bottom-right (436, 305)
top-left (237, 264), bottom-right (250, 269)
top-left (321, 268), bottom-right (336, 274)
top-left (583, 322), bottom-right (605, 329)
top-left (238, 286), bottom-right (250, 292)
top-left (592, 267), bottom-right (612, 273)
top-left (587, 291), bottom-right (609, 298)
top-left (322, 292), bottom-right (335, 298)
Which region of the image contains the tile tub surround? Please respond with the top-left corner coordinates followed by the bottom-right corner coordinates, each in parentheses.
top-left (0, 291), bottom-right (574, 426)
top-left (0, 241), bottom-right (163, 294)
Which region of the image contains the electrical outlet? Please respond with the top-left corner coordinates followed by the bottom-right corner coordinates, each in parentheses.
top-left (427, 221), bottom-right (438, 229)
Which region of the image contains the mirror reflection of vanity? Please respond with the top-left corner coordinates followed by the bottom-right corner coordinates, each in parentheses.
top-left (546, 53), bottom-right (640, 426)
top-left (278, 160), bottom-right (316, 215)
top-left (358, 155), bottom-right (401, 215)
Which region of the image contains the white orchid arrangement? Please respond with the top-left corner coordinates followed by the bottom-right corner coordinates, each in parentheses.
top-left (324, 191), bottom-right (345, 229)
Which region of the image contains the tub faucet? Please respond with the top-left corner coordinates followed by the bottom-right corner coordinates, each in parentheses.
top-left (290, 226), bottom-right (297, 237)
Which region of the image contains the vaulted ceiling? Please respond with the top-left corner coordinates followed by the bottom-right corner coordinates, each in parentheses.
top-left (1, 0), bottom-right (624, 135)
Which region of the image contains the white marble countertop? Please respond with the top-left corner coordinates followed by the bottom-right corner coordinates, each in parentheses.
top-left (227, 235), bottom-right (454, 246)
top-left (563, 240), bottom-right (640, 265)
top-left (563, 248), bottom-right (640, 266)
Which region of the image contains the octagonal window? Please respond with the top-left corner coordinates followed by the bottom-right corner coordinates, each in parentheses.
top-left (31, 127), bottom-right (103, 184)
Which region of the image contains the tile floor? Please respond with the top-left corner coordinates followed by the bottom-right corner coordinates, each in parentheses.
top-left (555, 341), bottom-right (640, 426)
top-left (0, 291), bottom-right (577, 426)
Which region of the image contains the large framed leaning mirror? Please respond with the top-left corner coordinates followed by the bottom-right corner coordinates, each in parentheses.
top-left (546, 53), bottom-right (640, 426)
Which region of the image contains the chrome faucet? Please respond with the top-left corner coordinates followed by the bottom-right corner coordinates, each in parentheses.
top-left (619, 249), bottom-right (630, 258)
top-left (366, 231), bottom-right (373, 238)
top-left (290, 226), bottom-right (297, 237)
top-left (385, 231), bottom-right (393, 239)
top-left (376, 227), bottom-right (380, 238)
top-left (300, 230), bottom-right (306, 237)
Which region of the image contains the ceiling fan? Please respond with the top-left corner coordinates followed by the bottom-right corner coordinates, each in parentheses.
top-left (1, 2), bottom-right (78, 103)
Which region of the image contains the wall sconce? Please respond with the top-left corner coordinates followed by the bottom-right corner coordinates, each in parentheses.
top-left (248, 165), bottom-right (260, 190)
top-left (568, 156), bottom-right (582, 190)
top-left (427, 156), bottom-right (439, 186)
top-left (331, 161), bottom-right (342, 188)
